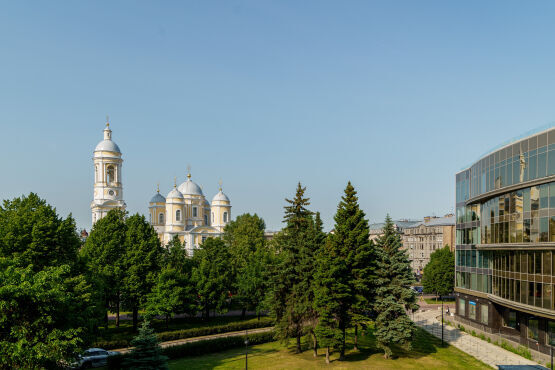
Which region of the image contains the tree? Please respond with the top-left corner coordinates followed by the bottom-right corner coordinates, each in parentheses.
top-left (314, 182), bottom-right (374, 360)
top-left (122, 214), bottom-right (164, 332)
top-left (422, 245), bottom-right (455, 299)
top-left (0, 194), bottom-right (100, 368)
top-left (0, 192), bottom-right (80, 270)
top-left (145, 268), bottom-right (188, 328)
top-left (122, 321), bottom-right (168, 369)
top-left (192, 238), bottom-right (234, 318)
top-left (374, 215), bottom-right (419, 359)
top-left (270, 182), bottom-right (317, 353)
top-left (81, 209), bottom-right (127, 327)
top-left (223, 213), bottom-right (267, 317)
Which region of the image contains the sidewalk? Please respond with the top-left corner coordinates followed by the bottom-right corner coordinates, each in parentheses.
top-left (413, 310), bottom-right (545, 369)
top-left (113, 326), bottom-right (273, 354)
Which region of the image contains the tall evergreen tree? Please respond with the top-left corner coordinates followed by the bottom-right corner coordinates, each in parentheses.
top-left (192, 238), bottom-right (234, 318)
top-left (122, 321), bottom-right (168, 369)
top-left (270, 182), bottom-right (316, 353)
top-left (81, 209), bottom-right (127, 327)
top-left (314, 182), bottom-right (374, 360)
top-left (122, 214), bottom-right (164, 332)
top-left (374, 215), bottom-right (419, 359)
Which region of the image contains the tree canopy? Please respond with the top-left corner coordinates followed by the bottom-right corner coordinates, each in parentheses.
top-left (422, 245), bottom-right (455, 297)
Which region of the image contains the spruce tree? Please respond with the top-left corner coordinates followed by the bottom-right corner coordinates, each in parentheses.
top-left (314, 182), bottom-right (374, 360)
top-left (374, 215), bottom-right (419, 359)
top-left (123, 320), bottom-right (168, 369)
top-left (270, 182), bottom-right (316, 353)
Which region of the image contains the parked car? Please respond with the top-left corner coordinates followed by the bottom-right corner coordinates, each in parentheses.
top-left (411, 286), bottom-right (423, 294)
top-left (72, 348), bottom-right (118, 368)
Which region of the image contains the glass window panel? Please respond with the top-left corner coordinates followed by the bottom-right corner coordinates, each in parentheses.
top-left (549, 151), bottom-right (555, 176)
top-left (551, 216), bottom-right (555, 242)
top-left (515, 251), bottom-right (521, 272)
top-left (521, 280), bottom-right (527, 303)
top-left (530, 154), bottom-right (538, 180)
top-left (458, 298), bottom-right (466, 316)
top-left (548, 321), bottom-right (555, 345)
top-left (539, 152), bottom-right (547, 178)
top-left (531, 186), bottom-right (540, 211)
top-left (508, 311), bottom-right (517, 328)
top-left (524, 219), bottom-right (531, 242)
top-left (544, 284), bottom-right (552, 309)
top-left (469, 301), bottom-right (476, 320)
top-left (524, 188), bottom-right (531, 213)
top-left (536, 252), bottom-right (542, 274)
top-left (529, 281), bottom-right (535, 305)
top-left (529, 318), bottom-right (539, 341)
top-left (541, 184), bottom-right (549, 209)
top-left (531, 217), bottom-right (539, 243)
top-left (481, 304), bottom-right (489, 324)
top-left (544, 252), bottom-right (551, 276)
top-left (536, 282), bottom-right (543, 307)
top-left (540, 217), bottom-right (549, 242)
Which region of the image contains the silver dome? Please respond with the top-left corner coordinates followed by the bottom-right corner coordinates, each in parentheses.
top-left (167, 188), bottom-right (184, 199)
top-left (178, 179), bottom-right (203, 196)
top-left (150, 193), bottom-right (166, 203)
top-left (212, 190), bottom-right (230, 203)
top-left (95, 139), bottom-right (121, 153)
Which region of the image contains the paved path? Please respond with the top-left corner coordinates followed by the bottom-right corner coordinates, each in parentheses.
top-left (413, 310), bottom-right (544, 369)
top-left (113, 326), bottom-right (273, 354)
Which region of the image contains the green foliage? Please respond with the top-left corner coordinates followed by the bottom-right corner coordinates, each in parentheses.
top-left (498, 340), bottom-right (532, 360)
top-left (269, 183), bottom-right (319, 353)
top-left (223, 213), bottom-right (269, 316)
top-left (81, 209), bottom-right (127, 322)
top-left (422, 245), bottom-right (455, 297)
top-left (192, 238), bottom-right (234, 317)
top-left (95, 317), bottom-right (273, 349)
top-left (145, 268), bottom-right (192, 325)
top-left (314, 182), bottom-right (375, 358)
top-left (122, 321), bottom-right (168, 369)
top-left (0, 194), bottom-right (100, 368)
top-left (374, 215), bottom-right (419, 358)
top-left (109, 331), bottom-right (274, 368)
top-left (0, 192), bottom-right (81, 270)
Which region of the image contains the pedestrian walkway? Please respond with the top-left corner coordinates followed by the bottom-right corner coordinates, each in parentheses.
top-left (113, 326), bottom-right (273, 354)
top-left (413, 310), bottom-right (545, 369)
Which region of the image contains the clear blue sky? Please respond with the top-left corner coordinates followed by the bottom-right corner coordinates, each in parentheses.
top-left (2, 1), bottom-right (555, 231)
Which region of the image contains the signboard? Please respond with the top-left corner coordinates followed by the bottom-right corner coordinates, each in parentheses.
top-left (469, 301), bottom-right (476, 306)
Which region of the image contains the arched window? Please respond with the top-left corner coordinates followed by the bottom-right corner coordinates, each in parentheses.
top-left (223, 212), bottom-right (228, 223)
top-left (159, 213), bottom-right (164, 224)
top-left (193, 207), bottom-right (198, 218)
top-left (106, 165), bottom-right (115, 184)
top-left (176, 209), bottom-right (181, 222)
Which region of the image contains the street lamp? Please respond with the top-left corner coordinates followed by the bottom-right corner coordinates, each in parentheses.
top-left (550, 328), bottom-right (553, 370)
top-left (245, 328), bottom-right (249, 370)
top-left (441, 295), bottom-right (444, 347)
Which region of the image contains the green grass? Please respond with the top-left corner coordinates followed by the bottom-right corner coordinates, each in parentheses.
top-left (95, 315), bottom-right (264, 344)
top-left (167, 326), bottom-right (491, 369)
top-left (424, 298), bottom-right (456, 304)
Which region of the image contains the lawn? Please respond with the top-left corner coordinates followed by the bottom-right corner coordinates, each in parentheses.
top-left (167, 326), bottom-right (490, 369)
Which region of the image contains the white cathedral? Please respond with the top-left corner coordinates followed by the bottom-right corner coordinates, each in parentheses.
top-left (91, 122), bottom-right (231, 255)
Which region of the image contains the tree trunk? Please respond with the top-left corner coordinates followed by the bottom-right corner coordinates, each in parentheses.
top-left (257, 313), bottom-right (260, 321)
top-left (339, 326), bottom-right (345, 360)
top-left (115, 299), bottom-right (120, 328)
top-left (296, 334), bottom-right (302, 353)
top-left (354, 325), bottom-right (358, 351)
top-left (241, 307), bottom-right (246, 319)
top-left (325, 346), bottom-right (330, 364)
top-left (205, 306), bottom-right (210, 319)
top-left (312, 331), bottom-right (318, 357)
top-left (132, 307), bottom-right (138, 332)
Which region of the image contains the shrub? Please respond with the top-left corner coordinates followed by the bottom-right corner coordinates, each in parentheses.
top-left (107, 331), bottom-right (274, 368)
top-left (471, 330), bottom-right (476, 337)
top-left (97, 317), bottom-right (273, 349)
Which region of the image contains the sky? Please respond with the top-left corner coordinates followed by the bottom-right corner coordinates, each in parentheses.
top-left (2, 1), bottom-right (555, 231)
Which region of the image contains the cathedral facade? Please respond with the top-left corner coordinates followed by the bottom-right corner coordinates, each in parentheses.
top-left (91, 122), bottom-right (231, 255)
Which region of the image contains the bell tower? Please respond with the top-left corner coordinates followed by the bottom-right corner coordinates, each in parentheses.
top-left (91, 118), bottom-right (126, 224)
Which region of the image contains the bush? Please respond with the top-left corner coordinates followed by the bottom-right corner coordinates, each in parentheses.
top-left (108, 331), bottom-right (275, 368)
top-left (97, 317), bottom-right (273, 349)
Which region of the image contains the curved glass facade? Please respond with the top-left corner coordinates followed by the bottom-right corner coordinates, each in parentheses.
top-left (455, 126), bottom-right (555, 355)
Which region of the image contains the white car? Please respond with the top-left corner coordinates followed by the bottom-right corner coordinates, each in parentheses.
top-left (73, 348), bottom-right (119, 368)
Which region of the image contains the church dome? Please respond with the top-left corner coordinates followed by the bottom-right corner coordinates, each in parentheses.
top-left (95, 140), bottom-right (121, 153)
top-left (212, 190), bottom-right (230, 203)
top-left (178, 177), bottom-right (203, 196)
top-left (167, 187), bottom-right (184, 200)
top-left (150, 192), bottom-right (166, 203)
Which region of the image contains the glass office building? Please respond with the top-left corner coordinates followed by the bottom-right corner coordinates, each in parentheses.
top-left (455, 126), bottom-right (555, 354)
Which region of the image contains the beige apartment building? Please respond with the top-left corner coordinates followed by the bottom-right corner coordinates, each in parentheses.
top-left (402, 214), bottom-right (455, 276)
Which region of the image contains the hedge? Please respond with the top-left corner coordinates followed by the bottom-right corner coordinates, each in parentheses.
top-left (96, 317), bottom-right (273, 349)
top-left (107, 331), bottom-right (275, 369)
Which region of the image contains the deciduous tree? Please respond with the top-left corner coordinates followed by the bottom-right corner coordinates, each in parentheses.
top-left (422, 245), bottom-right (455, 299)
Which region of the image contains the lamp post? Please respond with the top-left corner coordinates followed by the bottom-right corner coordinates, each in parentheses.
top-left (245, 328), bottom-right (249, 370)
top-left (441, 295), bottom-right (444, 347)
top-left (550, 328), bottom-right (553, 370)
